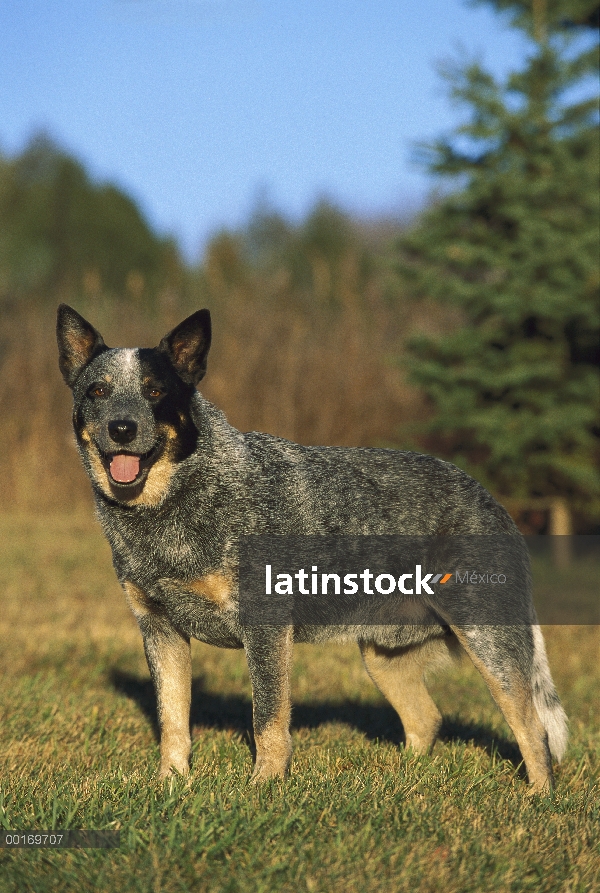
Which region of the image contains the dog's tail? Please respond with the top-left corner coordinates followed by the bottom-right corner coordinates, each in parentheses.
top-left (531, 625), bottom-right (568, 762)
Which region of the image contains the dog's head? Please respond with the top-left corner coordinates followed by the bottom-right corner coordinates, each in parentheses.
top-left (57, 304), bottom-right (211, 505)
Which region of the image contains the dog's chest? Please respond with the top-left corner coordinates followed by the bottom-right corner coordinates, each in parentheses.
top-left (103, 508), bottom-right (243, 647)
top-left (123, 567), bottom-right (242, 648)
top-left (103, 504), bottom-right (224, 577)
top-left (159, 575), bottom-right (242, 647)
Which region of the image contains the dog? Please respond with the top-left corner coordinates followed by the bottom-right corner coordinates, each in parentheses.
top-left (56, 303), bottom-right (568, 792)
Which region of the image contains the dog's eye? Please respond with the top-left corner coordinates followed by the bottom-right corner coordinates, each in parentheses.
top-left (147, 387), bottom-right (163, 399)
top-left (89, 384), bottom-right (107, 398)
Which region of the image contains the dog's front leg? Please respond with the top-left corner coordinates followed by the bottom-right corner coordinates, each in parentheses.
top-left (124, 585), bottom-right (192, 778)
top-left (141, 618), bottom-right (192, 778)
top-left (243, 626), bottom-right (293, 783)
top-left (143, 621), bottom-right (192, 779)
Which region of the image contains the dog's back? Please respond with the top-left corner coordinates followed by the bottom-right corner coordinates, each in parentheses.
top-left (242, 427), bottom-right (515, 537)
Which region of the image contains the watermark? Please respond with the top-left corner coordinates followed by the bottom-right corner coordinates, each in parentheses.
top-left (0, 830), bottom-right (120, 848)
top-left (454, 571), bottom-right (507, 585)
top-left (265, 564), bottom-right (458, 597)
top-left (239, 535), bottom-right (599, 625)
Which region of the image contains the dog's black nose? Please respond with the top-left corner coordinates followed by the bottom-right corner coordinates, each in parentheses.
top-left (108, 419), bottom-right (138, 444)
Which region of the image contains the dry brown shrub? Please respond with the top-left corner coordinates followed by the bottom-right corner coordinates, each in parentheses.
top-left (0, 269), bottom-right (435, 512)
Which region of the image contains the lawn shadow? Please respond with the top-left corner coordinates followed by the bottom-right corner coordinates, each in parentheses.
top-left (439, 716), bottom-right (523, 774)
top-left (292, 702), bottom-right (523, 773)
top-left (109, 669), bottom-right (253, 741)
top-left (109, 668), bottom-right (523, 772)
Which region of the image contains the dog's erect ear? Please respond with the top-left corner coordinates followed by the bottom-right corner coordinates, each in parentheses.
top-left (158, 309), bottom-right (211, 385)
top-left (56, 304), bottom-right (107, 387)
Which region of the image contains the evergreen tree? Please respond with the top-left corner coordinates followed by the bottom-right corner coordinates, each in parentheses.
top-left (398, 0), bottom-right (599, 523)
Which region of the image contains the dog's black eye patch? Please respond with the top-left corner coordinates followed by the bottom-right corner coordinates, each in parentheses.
top-left (88, 382), bottom-right (111, 399)
top-left (142, 382), bottom-right (166, 401)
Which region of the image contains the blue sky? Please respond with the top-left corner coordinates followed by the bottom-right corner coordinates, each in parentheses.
top-left (1, 0), bottom-right (531, 259)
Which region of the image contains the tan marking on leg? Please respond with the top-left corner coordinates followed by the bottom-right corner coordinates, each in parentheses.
top-left (123, 581), bottom-right (157, 619)
top-left (185, 573), bottom-right (233, 609)
top-left (252, 712), bottom-right (292, 783)
top-left (153, 634), bottom-right (192, 779)
top-left (123, 583), bottom-right (191, 776)
top-left (452, 630), bottom-right (553, 793)
top-left (360, 640), bottom-right (446, 753)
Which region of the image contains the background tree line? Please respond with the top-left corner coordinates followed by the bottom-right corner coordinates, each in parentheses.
top-left (0, 0), bottom-right (597, 530)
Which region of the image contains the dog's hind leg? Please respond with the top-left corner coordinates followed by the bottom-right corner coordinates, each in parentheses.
top-left (243, 626), bottom-right (293, 783)
top-left (451, 625), bottom-right (557, 793)
top-left (359, 639), bottom-right (451, 753)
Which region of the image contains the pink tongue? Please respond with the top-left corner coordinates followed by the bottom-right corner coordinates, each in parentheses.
top-left (110, 454), bottom-right (140, 483)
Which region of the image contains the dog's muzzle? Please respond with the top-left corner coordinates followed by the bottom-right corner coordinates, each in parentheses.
top-left (97, 419), bottom-right (161, 485)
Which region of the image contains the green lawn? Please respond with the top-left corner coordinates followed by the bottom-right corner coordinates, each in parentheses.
top-left (0, 515), bottom-right (598, 893)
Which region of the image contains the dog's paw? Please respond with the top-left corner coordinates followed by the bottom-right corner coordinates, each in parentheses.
top-left (158, 757), bottom-right (190, 780)
top-left (526, 776), bottom-right (553, 796)
top-left (249, 759), bottom-right (290, 785)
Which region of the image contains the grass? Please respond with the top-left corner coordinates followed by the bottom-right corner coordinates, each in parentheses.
top-left (0, 514), bottom-right (598, 893)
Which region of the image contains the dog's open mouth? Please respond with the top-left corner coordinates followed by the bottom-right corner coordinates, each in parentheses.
top-left (100, 445), bottom-right (160, 488)
top-left (110, 453), bottom-right (141, 483)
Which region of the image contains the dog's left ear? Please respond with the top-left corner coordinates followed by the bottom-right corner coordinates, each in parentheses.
top-left (158, 309), bottom-right (212, 385)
